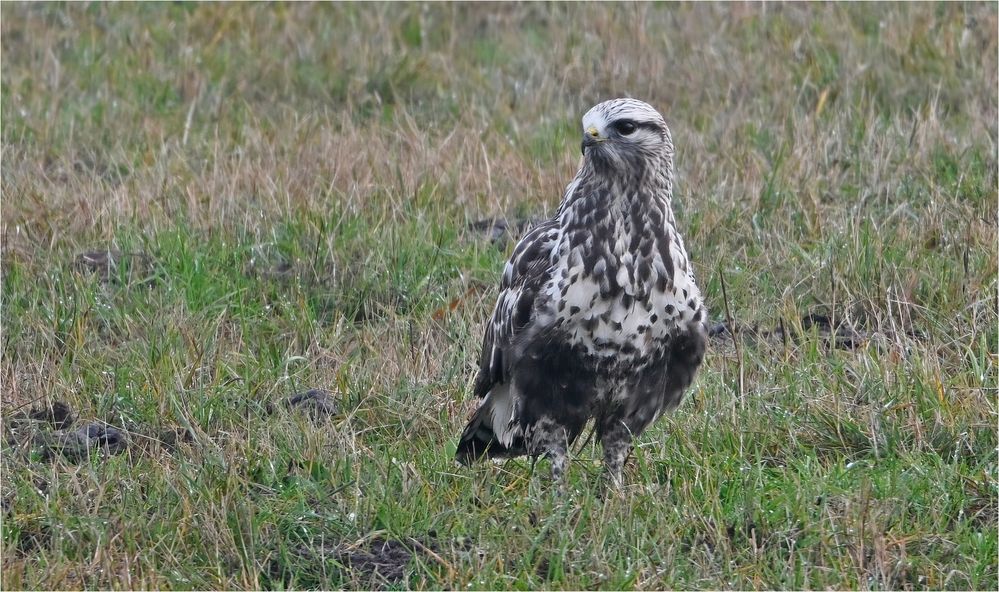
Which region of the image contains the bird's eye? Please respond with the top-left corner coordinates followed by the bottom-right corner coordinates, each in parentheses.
top-left (615, 120), bottom-right (638, 136)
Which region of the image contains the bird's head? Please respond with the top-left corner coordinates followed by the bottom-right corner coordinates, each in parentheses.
top-left (580, 98), bottom-right (674, 175)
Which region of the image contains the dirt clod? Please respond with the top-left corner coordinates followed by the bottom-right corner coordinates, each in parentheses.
top-left (708, 310), bottom-right (925, 352)
top-left (285, 389), bottom-right (339, 419)
top-left (800, 313), bottom-right (865, 349)
top-left (467, 217), bottom-right (542, 245)
top-left (37, 422), bottom-right (128, 461)
top-left (27, 401), bottom-right (75, 430)
top-left (157, 427), bottom-right (195, 450)
top-left (245, 258), bottom-right (296, 282)
top-left (73, 249), bottom-right (155, 285)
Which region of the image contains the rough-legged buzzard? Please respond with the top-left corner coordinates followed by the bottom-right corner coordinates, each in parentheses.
top-left (456, 98), bottom-right (707, 486)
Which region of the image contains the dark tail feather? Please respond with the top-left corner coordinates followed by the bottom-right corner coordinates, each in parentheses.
top-left (455, 403), bottom-right (523, 465)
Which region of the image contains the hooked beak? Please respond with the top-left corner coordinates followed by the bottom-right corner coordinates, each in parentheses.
top-left (581, 125), bottom-right (605, 155)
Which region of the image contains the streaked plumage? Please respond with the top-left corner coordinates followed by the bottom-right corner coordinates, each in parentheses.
top-left (456, 98), bottom-right (707, 486)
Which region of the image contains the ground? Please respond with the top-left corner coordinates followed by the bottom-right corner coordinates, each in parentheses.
top-left (1, 3), bottom-right (997, 589)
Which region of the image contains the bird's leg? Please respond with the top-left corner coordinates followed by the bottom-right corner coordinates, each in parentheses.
top-left (549, 441), bottom-right (569, 485)
top-left (526, 419), bottom-right (572, 490)
top-left (600, 419), bottom-right (633, 489)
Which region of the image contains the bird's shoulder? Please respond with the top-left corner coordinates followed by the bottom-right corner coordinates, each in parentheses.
top-left (499, 219), bottom-right (561, 290)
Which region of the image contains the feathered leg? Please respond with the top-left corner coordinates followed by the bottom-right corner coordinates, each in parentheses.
top-left (599, 418), bottom-right (633, 488)
top-left (548, 441), bottom-right (569, 484)
top-left (526, 419), bottom-right (571, 488)
top-left (597, 325), bottom-right (708, 486)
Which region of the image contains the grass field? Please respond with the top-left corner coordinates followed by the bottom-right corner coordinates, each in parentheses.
top-left (2, 2), bottom-right (997, 589)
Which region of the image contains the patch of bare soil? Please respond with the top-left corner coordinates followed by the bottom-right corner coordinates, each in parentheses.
top-left (334, 536), bottom-right (420, 583)
top-left (263, 534), bottom-right (459, 588)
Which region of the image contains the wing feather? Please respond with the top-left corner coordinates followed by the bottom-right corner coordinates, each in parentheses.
top-left (473, 221), bottom-right (560, 397)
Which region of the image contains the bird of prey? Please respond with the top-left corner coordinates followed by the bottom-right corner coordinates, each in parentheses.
top-left (455, 98), bottom-right (707, 486)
